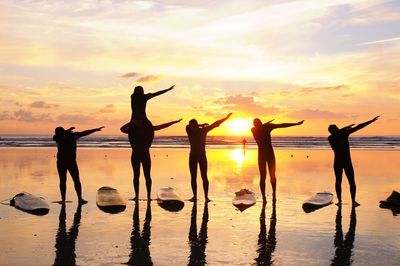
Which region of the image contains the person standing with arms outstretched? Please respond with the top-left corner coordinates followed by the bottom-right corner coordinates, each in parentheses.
top-left (121, 119), bottom-right (181, 201)
top-left (53, 126), bottom-right (104, 204)
top-left (130, 85), bottom-right (174, 125)
top-left (328, 116), bottom-right (379, 207)
top-left (252, 118), bottom-right (304, 202)
top-left (186, 113), bottom-right (232, 202)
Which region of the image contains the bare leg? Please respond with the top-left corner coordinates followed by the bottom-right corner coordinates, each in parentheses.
top-left (334, 161), bottom-right (343, 205)
top-left (258, 152), bottom-right (267, 202)
top-left (57, 160), bottom-right (67, 202)
top-left (132, 153), bottom-right (140, 201)
top-left (344, 162), bottom-right (359, 207)
top-left (189, 155), bottom-right (198, 201)
top-left (69, 161), bottom-right (87, 204)
top-left (142, 150), bottom-right (152, 200)
top-left (199, 154), bottom-right (210, 202)
top-left (267, 154), bottom-right (277, 199)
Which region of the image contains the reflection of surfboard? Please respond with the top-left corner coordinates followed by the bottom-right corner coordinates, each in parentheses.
top-left (96, 186), bottom-right (126, 214)
top-left (10, 192), bottom-right (50, 215)
top-left (232, 189), bottom-right (256, 212)
top-left (157, 187), bottom-right (184, 212)
top-left (302, 192), bottom-right (333, 213)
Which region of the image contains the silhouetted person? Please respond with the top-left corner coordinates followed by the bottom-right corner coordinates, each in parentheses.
top-left (130, 85), bottom-right (174, 127)
top-left (53, 126), bottom-right (104, 204)
top-left (121, 119), bottom-right (181, 200)
top-left (188, 202), bottom-right (209, 266)
top-left (252, 118), bottom-right (304, 201)
top-left (186, 113), bottom-right (232, 202)
top-left (328, 116), bottom-right (379, 206)
top-left (127, 201), bottom-right (152, 265)
top-left (331, 206), bottom-right (357, 266)
top-left (53, 203), bottom-right (82, 266)
top-left (255, 199), bottom-right (276, 265)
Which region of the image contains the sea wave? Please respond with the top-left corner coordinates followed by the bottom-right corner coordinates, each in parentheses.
top-left (0, 135), bottom-right (399, 150)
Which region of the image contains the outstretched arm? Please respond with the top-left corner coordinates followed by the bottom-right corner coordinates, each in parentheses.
top-left (263, 119), bottom-right (274, 125)
top-left (147, 85), bottom-right (175, 100)
top-left (272, 120), bottom-right (304, 129)
top-left (76, 126), bottom-right (104, 138)
top-left (348, 116), bottom-right (379, 134)
top-left (120, 122), bottom-right (130, 134)
top-left (154, 118), bottom-right (182, 131)
top-left (207, 113), bottom-right (232, 132)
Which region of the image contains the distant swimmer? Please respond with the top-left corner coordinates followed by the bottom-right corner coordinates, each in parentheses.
top-left (53, 126), bottom-right (104, 204)
top-left (121, 119), bottom-right (181, 201)
top-left (242, 138), bottom-right (247, 149)
top-left (252, 118), bottom-right (304, 202)
top-left (328, 116), bottom-right (379, 207)
top-left (186, 113), bottom-right (232, 202)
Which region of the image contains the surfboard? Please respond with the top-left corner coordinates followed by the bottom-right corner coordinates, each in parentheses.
top-left (157, 187), bottom-right (184, 212)
top-left (302, 191), bottom-right (333, 213)
top-left (96, 186), bottom-right (126, 214)
top-left (232, 189), bottom-right (256, 212)
top-left (10, 192), bottom-right (50, 215)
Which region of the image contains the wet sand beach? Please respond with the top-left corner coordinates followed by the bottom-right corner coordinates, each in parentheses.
top-left (0, 147), bottom-right (399, 265)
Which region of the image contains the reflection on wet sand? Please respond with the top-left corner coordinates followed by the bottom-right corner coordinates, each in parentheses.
top-left (255, 199), bottom-right (277, 265)
top-left (331, 206), bottom-right (356, 266)
top-left (53, 203), bottom-right (82, 266)
top-left (127, 202), bottom-right (152, 265)
top-left (188, 202), bottom-right (209, 266)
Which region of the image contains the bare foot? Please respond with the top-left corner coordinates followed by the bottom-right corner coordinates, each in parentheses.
top-left (78, 198), bottom-right (88, 205)
top-left (188, 197), bottom-right (197, 202)
top-left (352, 201), bottom-right (360, 207)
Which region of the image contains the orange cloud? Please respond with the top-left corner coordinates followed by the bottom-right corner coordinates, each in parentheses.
top-left (137, 75), bottom-right (161, 83)
top-left (120, 72), bottom-right (141, 78)
top-left (30, 101), bottom-right (59, 109)
top-left (288, 109), bottom-right (347, 120)
top-left (215, 94), bottom-right (279, 115)
top-left (99, 104), bottom-right (116, 113)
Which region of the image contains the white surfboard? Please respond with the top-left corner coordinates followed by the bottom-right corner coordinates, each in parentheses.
top-left (11, 192), bottom-right (50, 215)
top-left (96, 186), bottom-right (126, 213)
top-left (157, 187), bottom-right (184, 211)
top-left (232, 189), bottom-right (256, 212)
top-left (302, 191), bottom-right (333, 213)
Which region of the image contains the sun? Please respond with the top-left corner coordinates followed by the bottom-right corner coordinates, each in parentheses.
top-left (222, 118), bottom-right (253, 136)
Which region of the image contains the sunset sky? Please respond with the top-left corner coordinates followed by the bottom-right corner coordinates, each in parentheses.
top-left (0, 0), bottom-right (399, 136)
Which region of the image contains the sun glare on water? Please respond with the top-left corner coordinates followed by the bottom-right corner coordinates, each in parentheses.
top-left (222, 118), bottom-right (253, 136)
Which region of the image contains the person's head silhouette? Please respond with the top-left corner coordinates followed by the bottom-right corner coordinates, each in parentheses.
top-left (55, 127), bottom-right (65, 136)
top-left (253, 118), bottom-right (262, 127)
top-left (189, 119), bottom-right (198, 127)
top-left (328, 124), bottom-right (339, 134)
top-left (133, 86), bottom-right (144, 95)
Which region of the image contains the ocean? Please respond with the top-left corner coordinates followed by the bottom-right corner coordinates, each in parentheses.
top-left (1, 135), bottom-right (400, 150)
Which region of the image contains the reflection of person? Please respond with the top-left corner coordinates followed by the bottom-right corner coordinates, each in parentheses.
top-left (331, 206), bottom-right (356, 265)
top-left (328, 116), bottom-right (379, 206)
top-left (121, 119), bottom-right (181, 201)
top-left (188, 202), bottom-right (209, 265)
top-left (53, 203), bottom-right (82, 266)
top-left (255, 200), bottom-right (276, 265)
top-left (127, 201), bottom-right (152, 265)
top-left (53, 126), bottom-right (104, 204)
top-left (186, 113), bottom-right (232, 202)
top-left (252, 118), bottom-right (304, 201)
